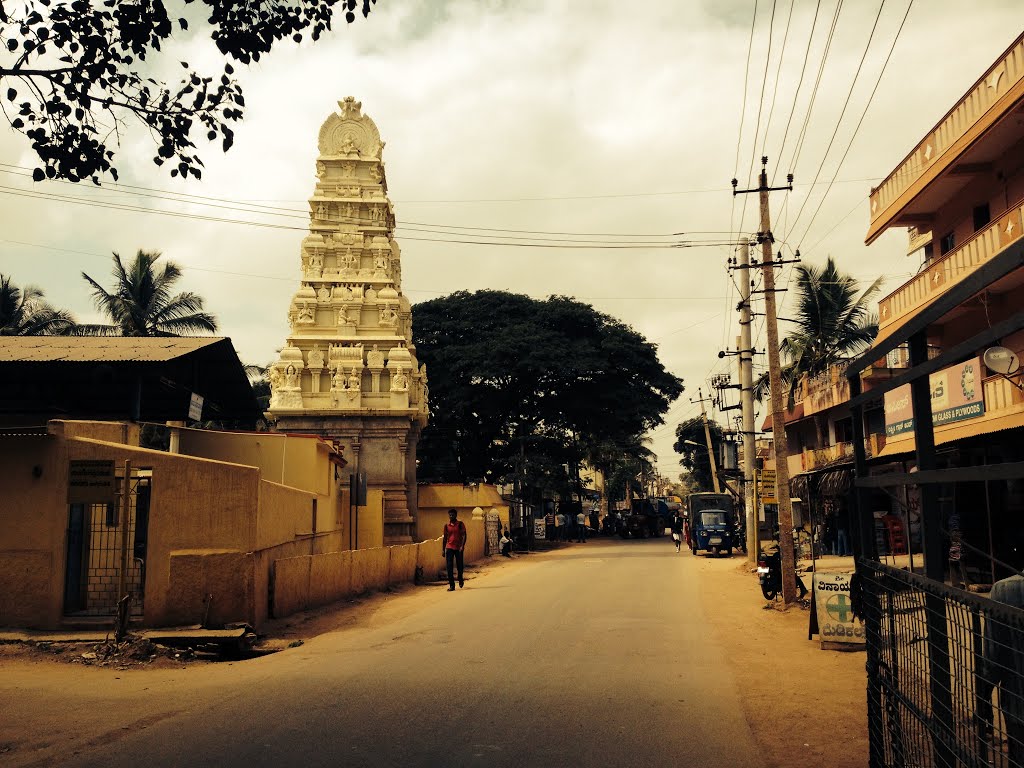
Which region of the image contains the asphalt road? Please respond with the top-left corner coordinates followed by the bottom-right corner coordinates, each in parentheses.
top-left (27, 537), bottom-right (760, 768)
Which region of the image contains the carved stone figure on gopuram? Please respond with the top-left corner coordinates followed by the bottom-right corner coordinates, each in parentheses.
top-left (266, 98), bottom-right (428, 545)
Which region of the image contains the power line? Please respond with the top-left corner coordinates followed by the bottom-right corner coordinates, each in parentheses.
top-left (730, 0), bottom-right (761, 244)
top-left (0, 235), bottom-right (749, 303)
top-left (794, 0), bottom-right (915, 248)
top-left (760, 0), bottom-right (796, 158)
top-left (1, 162), bottom-right (740, 240)
top-left (0, 185), bottom-right (745, 250)
top-left (737, 0), bottom-right (777, 241)
top-left (787, 0), bottom-right (845, 175)
top-left (787, 0), bottom-right (888, 238)
top-left (771, 0), bottom-right (823, 183)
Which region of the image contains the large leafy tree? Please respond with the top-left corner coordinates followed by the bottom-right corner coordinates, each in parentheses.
top-left (755, 256), bottom-right (881, 402)
top-left (0, 1), bottom-right (376, 183)
top-left (412, 290), bottom-right (684, 495)
top-left (0, 273), bottom-right (74, 335)
top-left (672, 417), bottom-right (724, 493)
top-left (81, 249), bottom-right (217, 336)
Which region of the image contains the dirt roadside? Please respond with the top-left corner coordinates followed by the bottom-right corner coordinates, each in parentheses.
top-left (696, 551), bottom-right (868, 768)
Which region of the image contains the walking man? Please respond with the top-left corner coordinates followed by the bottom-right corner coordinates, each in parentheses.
top-left (576, 509), bottom-right (587, 542)
top-left (443, 508), bottom-right (467, 591)
top-left (670, 511), bottom-right (684, 553)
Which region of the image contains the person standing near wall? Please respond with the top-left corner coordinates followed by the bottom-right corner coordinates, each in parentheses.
top-left (576, 510), bottom-right (587, 542)
top-left (443, 508), bottom-right (467, 591)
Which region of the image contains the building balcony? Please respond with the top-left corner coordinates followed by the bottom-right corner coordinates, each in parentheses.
top-left (866, 34), bottom-right (1024, 244)
top-left (801, 442), bottom-right (855, 473)
top-left (876, 197), bottom-right (1024, 333)
top-left (801, 364), bottom-right (851, 418)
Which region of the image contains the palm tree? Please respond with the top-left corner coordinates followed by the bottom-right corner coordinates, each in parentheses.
top-left (755, 257), bottom-right (881, 402)
top-left (244, 362), bottom-right (271, 411)
top-left (81, 250), bottom-right (217, 336)
top-left (0, 274), bottom-right (75, 335)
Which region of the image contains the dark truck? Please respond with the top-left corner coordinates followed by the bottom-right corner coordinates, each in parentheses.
top-left (619, 498), bottom-right (663, 538)
top-left (686, 492), bottom-right (735, 556)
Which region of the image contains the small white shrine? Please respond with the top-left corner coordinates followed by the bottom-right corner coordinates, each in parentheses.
top-left (267, 97), bottom-right (428, 544)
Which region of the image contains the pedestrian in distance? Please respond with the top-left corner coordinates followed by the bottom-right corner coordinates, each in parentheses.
top-left (442, 508), bottom-right (467, 591)
top-left (670, 512), bottom-right (684, 553)
top-left (499, 529), bottom-right (513, 558)
top-left (576, 510), bottom-right (587, 542)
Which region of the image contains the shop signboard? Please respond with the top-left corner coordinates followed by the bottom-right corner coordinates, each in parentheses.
top-left (809, 572), bottom-right (865, 650)
top-left (884, 356), bottom-right (985, 436)
top-left (533, 517), bottom-right (546, 539)
top-left (68, 459), bottom-right (116, 504)
top-left (759, 469), bottom-right (776, 504)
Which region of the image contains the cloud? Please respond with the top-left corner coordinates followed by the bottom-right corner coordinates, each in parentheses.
top-left (1, 0), bottom-right (1019, 468)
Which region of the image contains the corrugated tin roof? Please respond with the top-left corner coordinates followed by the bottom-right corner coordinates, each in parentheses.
top-left (0, 336), bottom-right (224, 363)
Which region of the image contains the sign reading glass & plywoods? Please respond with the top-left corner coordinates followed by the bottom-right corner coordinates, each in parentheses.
top-left (884, 356), bottom-right (985, 436)
top-left (68, 459), bottom-right (117, 504)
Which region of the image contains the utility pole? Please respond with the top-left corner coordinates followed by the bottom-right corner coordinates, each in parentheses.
top-left (734, 238), bottom-right (758, 562)
top-left (691, 388), bottom-right (721, 494)
top-left (733, 157), bottom-right (798, 604)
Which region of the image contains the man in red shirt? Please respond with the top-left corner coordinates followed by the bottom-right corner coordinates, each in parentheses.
top-left (442, 508), bottom-right (467, 591)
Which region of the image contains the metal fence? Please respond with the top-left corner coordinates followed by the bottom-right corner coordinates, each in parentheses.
top-left (860, 560), bottom-right (1024, 767)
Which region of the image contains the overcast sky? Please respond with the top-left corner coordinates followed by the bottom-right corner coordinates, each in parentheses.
top-left (1, 0), bottom-right (1020, 477)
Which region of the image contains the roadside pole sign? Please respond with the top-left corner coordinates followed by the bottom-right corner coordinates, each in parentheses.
top-left (759, 469), bottom-right (776, 504)
top-left (808, 572), bottom-right (865, 651)
top-left (188, 392), bottom-right (204, 421)
top-left (68, 459), bottom-right (117, 504)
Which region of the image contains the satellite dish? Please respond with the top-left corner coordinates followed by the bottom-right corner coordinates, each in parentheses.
top-left (983, 346), bottom-right (1021, 376)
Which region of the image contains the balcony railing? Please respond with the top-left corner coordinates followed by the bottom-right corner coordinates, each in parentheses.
top-left (877, 199), bottom-right (1024, 331)
top-left (867, 34), bottom-right (1024, 236)
top-left (801, 442), bottom-right (855, 473)
top-left (802, 364), bottom-right (851, 417)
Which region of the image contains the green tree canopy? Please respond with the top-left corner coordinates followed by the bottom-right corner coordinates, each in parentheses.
top-left (412, 290), bottom-right (684, 493)
top-left (0, 273), bottom-right (75, 335)
top-left (81, 250), bottom-right (217, 336)
top-left (0, 1), bottom-right (376, 183)
top-left (672, 417), bottom-right (724, 492)
top-left (755, 256), bottom-right (881, 402)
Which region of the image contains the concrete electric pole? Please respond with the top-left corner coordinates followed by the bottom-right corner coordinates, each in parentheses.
top-left (733, 157), bottom-right (799, 604)
top-left (691, 388), bottom-right (721, 494)
top-left (733, 240), bottom-right (758, 563)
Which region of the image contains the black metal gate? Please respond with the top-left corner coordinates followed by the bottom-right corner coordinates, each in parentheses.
top-left (64, 471), bottom-right (150, 617)
top-left (860, 555), bottom-right (1024, 767)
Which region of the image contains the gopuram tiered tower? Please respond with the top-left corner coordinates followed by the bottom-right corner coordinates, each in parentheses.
top-left (267, 97), bottom-right (428, 545)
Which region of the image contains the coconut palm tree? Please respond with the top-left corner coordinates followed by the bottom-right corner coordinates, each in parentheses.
top-left (80, 250), bottom-right (217, 336)
top-left (0, 274), bottom-right (75, 335)
top-left (754, 257), bottom-right (881, 402)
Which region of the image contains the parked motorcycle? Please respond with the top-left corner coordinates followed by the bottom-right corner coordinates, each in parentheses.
top-left (757, 543), bottom-right (808, 601)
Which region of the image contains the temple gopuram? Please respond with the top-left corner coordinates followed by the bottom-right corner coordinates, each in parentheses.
top-left (267, 97), bottom-right (428, 545)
